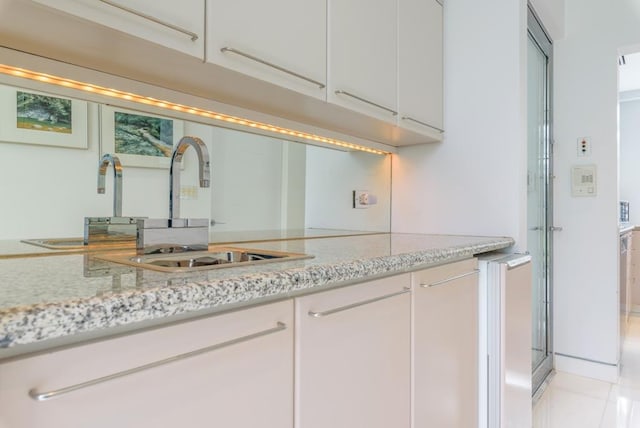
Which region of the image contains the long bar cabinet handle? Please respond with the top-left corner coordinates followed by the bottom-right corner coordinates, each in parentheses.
top-left (28, 322), bottom-right (287, 401)
top-left (98, 0), bottom-right (199, 41)
top-left (308, 288), bottom-right (410, 318)
top-left (401, 116), bottom-right (444, 133)
top-left (221, 47), bottom-right (325, 89)
top-left (420, 269), bottom-right (480, 288)
top-left (334, 90), bottom-right (398, 116)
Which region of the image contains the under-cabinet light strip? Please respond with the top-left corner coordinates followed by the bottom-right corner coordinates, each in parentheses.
top-left (0, 64), bottom-right (389, 155)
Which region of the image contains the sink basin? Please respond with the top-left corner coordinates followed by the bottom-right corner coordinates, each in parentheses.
top-left (96, 247), bottom-right (312, 272)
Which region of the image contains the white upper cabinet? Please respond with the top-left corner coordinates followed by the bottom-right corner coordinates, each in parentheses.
top-left (398, 0), bottom-right (444, 136)
top-left (32, 0), bottom-right (205, 59)
top-left (327, 0), bottom-right (398, 123)
top-left (206, 0), bottom-right (327, 100)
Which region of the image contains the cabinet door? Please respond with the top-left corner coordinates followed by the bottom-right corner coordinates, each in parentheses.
top-left (412, 259), bottom-right (479, 428)
top-left (0, 300), bottom-right (293, 428)
top-left (295, 275), bottom-right (411, 428)
top-left (32, 0), bottom-right (205, 58)
top-left (398, 0), bottom-right (444, 136)
top-left (327, 0), bottom-right (398, 123)
top-left (632, 231), bottom-right (640, 309)
top-left (206, 0), bottom-right (326, 100)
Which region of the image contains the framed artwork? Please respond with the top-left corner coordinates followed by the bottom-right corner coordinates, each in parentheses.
top-left (0, 84), bottom-right (88, 149)
top-left (100, 105), bottom-right (184, 168)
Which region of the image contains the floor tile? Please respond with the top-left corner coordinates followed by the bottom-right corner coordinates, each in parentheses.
top-left (599, 401), bottom-right (616, 428)
top-left (533, 385), bottom-right (608, 428)
top-left (550, 371), bottom-right (612, 400)
top-left (533, 314), bottom-right (640, 427)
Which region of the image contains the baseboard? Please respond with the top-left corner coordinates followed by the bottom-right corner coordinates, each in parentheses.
top-left (554, 353), bottom-right (619, 383)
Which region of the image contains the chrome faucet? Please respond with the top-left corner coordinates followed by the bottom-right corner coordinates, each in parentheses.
top-left (169, 136), bottom-right (211, 220)
top-left (97, 153), bottom-right (123, 217)
top-left (86, 153), bottom-right (138, 246)
top-left (136, 137), bottom-right (210, 254)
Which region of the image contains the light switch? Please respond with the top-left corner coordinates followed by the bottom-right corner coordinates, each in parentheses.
top-left (577, 137), bottom-right (591, 157)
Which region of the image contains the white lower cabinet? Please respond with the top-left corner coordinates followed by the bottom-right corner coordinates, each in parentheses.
top-left (412, 258), bottom-right (480, 428)
top-left (295, 275), bottom-right (412, 428)
top-left (0, 300), bottom-right (293, 428)
top-left (0, 259), bottom-right (488, 427)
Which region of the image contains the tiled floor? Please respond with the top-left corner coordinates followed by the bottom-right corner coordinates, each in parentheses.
top-left (533, 315), bottom-right (640, 427)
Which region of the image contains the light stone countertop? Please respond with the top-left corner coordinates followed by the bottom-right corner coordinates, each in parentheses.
top-left (0, 233), bottom-right (514, 359)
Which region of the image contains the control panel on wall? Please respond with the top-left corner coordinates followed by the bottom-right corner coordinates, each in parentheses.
top-left (571, 165), bottom-right (597, 197)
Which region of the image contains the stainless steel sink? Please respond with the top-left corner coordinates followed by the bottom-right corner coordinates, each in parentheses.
top-left (96, 247), bottom-right (312, 272)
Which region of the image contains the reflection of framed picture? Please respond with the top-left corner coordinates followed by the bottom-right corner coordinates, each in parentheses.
top-left (0, 84), bottom-right (88, 149)
top-left (100, 105), bottom-right (183, 168)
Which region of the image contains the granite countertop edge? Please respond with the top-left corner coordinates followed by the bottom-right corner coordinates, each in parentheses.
top-left (0, 237), bottom-right (514, 350)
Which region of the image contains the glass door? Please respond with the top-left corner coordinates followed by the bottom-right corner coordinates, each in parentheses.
top-left (527, 7), bottom-right (554, 394)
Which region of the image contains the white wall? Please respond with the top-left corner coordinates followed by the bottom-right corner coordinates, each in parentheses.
top-left (552, 0), bottom-right (640, 381)
top-left (619, 92), bottom-right (640, 224)
top-left (392, 0), bottom-right (528, 251)
top-left (306, 147), bottom-right (391, 232)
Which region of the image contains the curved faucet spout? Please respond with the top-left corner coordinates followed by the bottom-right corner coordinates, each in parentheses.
top-left (169, 136), bottom-right (211, 220)
top-left (97, 153), bottom-right (123, 217)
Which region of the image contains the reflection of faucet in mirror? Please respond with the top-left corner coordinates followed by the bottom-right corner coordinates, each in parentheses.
top-left (84, 153), bottom-right (139, 246)
top-left (136, 136), bottom-right (211, 255)
top-left (169, 136), bottom-right (211, 220)
top-left (97, 153), bottom-right (123, 217)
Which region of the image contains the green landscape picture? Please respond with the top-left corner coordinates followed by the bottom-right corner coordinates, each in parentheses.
top-left (16, 91), bottom-right (72, 134)
top-left (114, 112), bottom-right (173, 157)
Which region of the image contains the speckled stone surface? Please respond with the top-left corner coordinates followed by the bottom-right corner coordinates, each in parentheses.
top-left (0, 233), bottom-right (513, 354)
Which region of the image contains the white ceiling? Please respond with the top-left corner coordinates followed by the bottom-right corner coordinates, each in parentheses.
top-left (619, 52), bottom-right (640, 93)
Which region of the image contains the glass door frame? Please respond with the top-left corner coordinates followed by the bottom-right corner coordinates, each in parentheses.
top-left (527, 5), bottom-right (554, 394)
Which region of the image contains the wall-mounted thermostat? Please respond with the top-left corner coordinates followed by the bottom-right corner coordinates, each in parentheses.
top-left (571, 164), bottom-right (597, 197)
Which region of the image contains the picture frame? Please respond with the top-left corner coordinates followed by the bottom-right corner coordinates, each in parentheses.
top-left (0, 84), bottom-right (88, 149)
top-left (100, 105), bottom-right (184, 169)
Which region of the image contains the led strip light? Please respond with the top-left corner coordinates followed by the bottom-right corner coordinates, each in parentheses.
top-left (0, 64), bottom-right (389, 155)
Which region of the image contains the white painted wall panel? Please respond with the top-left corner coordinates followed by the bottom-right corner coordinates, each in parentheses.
top-left (392, 0), bottom-right (528, 252)
top-left (552, 0), bottom-right (640, 380)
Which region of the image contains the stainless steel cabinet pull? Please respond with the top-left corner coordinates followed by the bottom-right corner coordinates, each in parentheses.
top-left (98, 0), bottom-right (199, 41)
top-left (420, 269), bottom-right (480, 288)
top-left (29, 322), bottom-right (286, 401)
top-left (334, 90), bottom-right (398, 116)
top-left (401, 116), bottom-right (444, 133)
top-left (308, 288), bottom-right (410, 318)
top-left (221, 47), bottom-right (325, 89)
top-left (549, 226), bottom-right (563, 232)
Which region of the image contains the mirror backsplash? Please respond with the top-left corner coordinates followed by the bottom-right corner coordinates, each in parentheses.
top-left (0, 81), bottom-right (391, 242)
